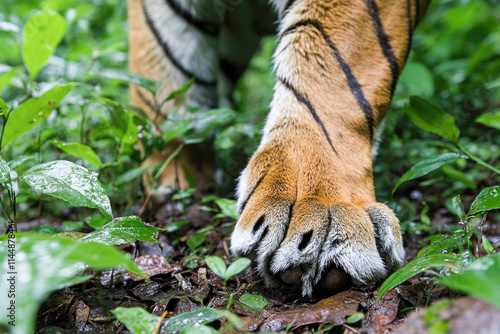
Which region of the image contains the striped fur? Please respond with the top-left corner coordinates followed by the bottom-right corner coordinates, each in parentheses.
top-left (129, 0), bottom-right (430, 295)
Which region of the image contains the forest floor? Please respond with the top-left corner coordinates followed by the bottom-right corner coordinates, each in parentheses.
top-left (24, 196), bottom-right (500, 334)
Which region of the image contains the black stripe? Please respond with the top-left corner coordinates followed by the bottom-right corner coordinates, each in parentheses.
top-left (142, 0), bottom-right (217, 87)
top-left (165, 0), bottom-right (220, 36)
top-left (365, 0), bottom-right (400, 95)
top-left (135, 86), bottom-right (159, 115)
top-left (279, 77), bottom-right (338, 154)
top-left (281, 20), bottom-right (375, 139)
top-left (239, 173), bottom-right (266, 214)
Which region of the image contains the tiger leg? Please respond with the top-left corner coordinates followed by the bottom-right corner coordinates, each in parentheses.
top-left (129, 0), bottom-right (223, 195)
top-left (231, 0), bottom-right (430, 296)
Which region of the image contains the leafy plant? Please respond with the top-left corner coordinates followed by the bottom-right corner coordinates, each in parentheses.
top-left (239, 294), bottom-right (268, 309)
top-left (378, 96), bottom-right (500, 307)
top-left (0, 233), bottom-right (146, 334)
top-left (205, 256), bottom-right (251, 287)
top-left (113, 306), bottom-right (242, 334)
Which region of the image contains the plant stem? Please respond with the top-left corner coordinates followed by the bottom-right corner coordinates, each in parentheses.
top-left (154, 142), bottom-right (185, 181)
top-left (457, 143), bottom-right (500, 175)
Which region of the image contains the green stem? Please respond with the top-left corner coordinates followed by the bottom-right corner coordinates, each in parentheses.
top-left (154, 142), bottom-right (185, 181)
top-left (457, 143), bottom-right (500, 175)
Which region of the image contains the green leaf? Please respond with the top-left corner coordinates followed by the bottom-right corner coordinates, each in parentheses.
top-left (98, 69), bottom-right (160, 93)
top-left (0, 98), bottom-right (9, 115)
top-left (0, 155), bottom-right (11, 183)
top-left (2, 83), bottom-right (74, 149)
top-left (22, 160), bottom-right (113, 221)
top-left (393, 153), bottom-right (465, 194)
top-left (51, 141), bottom-right (103, 167)
top-left (186, 233), bottom-right (205, 251)
top-left (213, 198), bottom-right (238, 220)
top-left (165, 220), bottom-right (187, 232)
top-left (23, 10), bottom-right (65, 78)
top-left (451, 195), bottom-right (466, 221)
top-left (441, 165), bottom-right (476, 190)
top-left (81, 216), bottom-right (160, 245)
top-left (164, 307), bottom-right (224, 333)
top-left (31, 225), bottom-right (60, 235)
top-left (377, 254), bottom-right (459, 301)
top-left (225, 258), bottom-right (251, 279)
top-left (468, 186), bottom-right (500, 216)
top-left (399, 61), bottom-right (435, 97)
top-left (0, 234), bottom-right (145, 334)
top-left (239, 294), bottom-right (268, 309)
top-left (482, 236), bottom-right (493, 254)
top-left (417, 230), bottom-right (470, 257)
top-left (114, 165), bottom-right (153, 186)
top-left (346, 312), bottom-right (365, 324)
top-left (112, 307), bottom-right (159, 334)
top-left (103, 100), bottom-right (138, 144)
top-left (402, 96), bottom-right (460, 143)
top-left (62, 221), bottom-right (86, 231)
top-left (163, 76), bottom-right (195, 103)
top-left (438, 253), bottom-right (500, 309)
top-left (205, 256), bottom-right (228, 280)
top-left (475, 111), bottom-right (500, 131)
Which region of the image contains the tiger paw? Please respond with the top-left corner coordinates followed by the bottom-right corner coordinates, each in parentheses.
top-left (230, 138), bottom-right (405, 296)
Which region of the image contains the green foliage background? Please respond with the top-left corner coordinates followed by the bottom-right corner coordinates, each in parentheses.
top-left (0, 0), bottom-right (499, 333)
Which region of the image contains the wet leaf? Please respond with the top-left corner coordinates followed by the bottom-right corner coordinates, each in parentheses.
top-left (393, 153), bottom-right (465, 194)
top-left (163, 307), bottom-right (224, 333)
top-left (22, 160), bottom-right (113, 221)
top-left (81, 216), bottom-right (160, 245)
top-left (0, 155), bottom-right (11, 183)
top-left (417, 230), bottom-right (470, 257)
top-left (468, 186), bottom-right (500, 216)
top-left (2, 83), bottom-right (74, 149)
top-left (377, 254), bottom-right (459, 301)
top-left (23, 10), bottom-right (65, 78)
top-left (438, 253), bottom-right (500, 309)
top-left (112, 307), bottom-right (159, 334)
top-left (239, 294), bottom-right (268, 309)
top-left (261, 290), bottom-right (366, 332)
top-left (403, 96), bottom-right (460, 143)
top-left (0, 234), bottom-right (145, 334)
top-left (51, 141), bottom-right (103, 167)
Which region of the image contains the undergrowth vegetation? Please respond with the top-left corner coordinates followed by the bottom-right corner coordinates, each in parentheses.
top-left (0, 0), bottom-right (499, 333)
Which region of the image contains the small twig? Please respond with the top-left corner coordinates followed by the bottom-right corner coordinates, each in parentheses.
top-left (138, 192), bottom-right (152, 218)
top-left (153, 310), bottom-right (168, 334)
top-left (342, 323), bottom-right (359, 333)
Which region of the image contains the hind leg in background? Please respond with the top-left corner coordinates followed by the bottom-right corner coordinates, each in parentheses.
top-left (231, 0), bottom-right (430, 296)
top-left (128, 0), bottom-right (274, 195)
